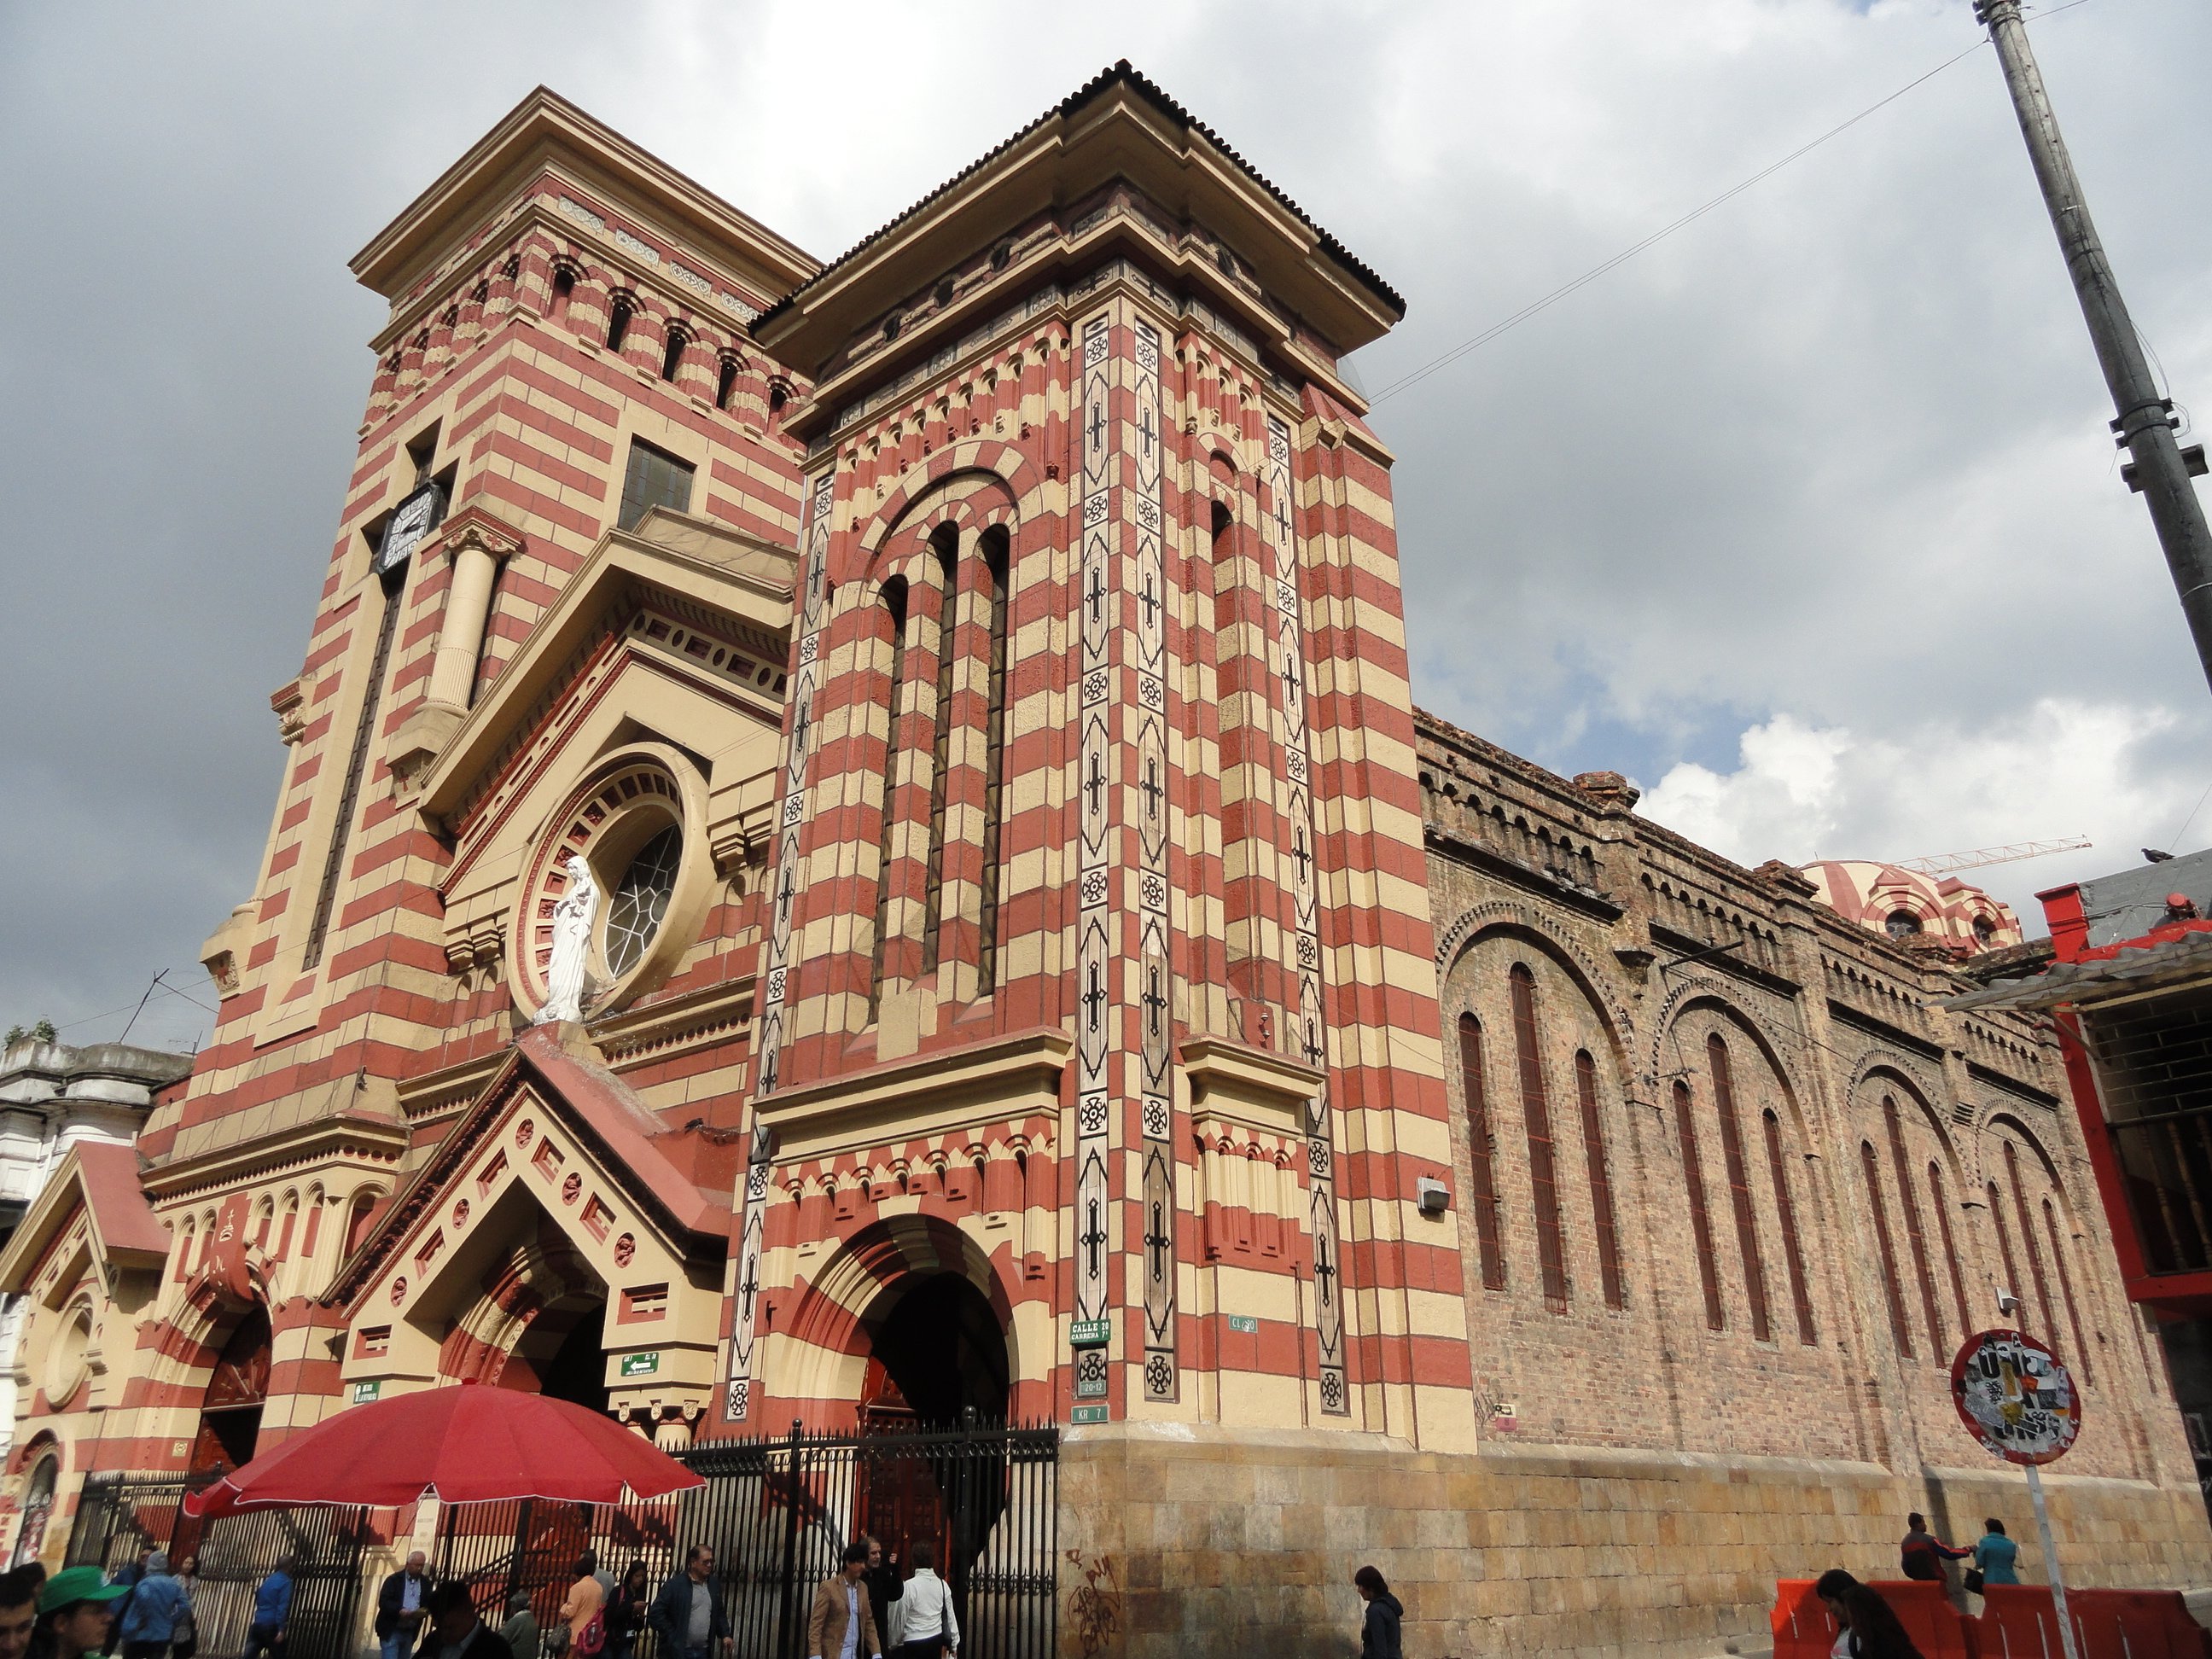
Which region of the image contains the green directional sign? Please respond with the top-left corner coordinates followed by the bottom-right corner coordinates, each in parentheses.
top-left (1070, 1406), bottom-right (1109, 1424)
top-left (620, 1352), bottom-right (661, 1377)
top-left (1069, 1319), bottom-right (1109, 1349)
top-left (352, 1380), bottom-right (381, 1405)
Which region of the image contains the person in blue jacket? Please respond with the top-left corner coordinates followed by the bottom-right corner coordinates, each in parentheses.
top-left (239, 1556), bottom-right (295, 1659)
top-left (1974, 1518), bottom-right (2022, 1586)
top-left (114, 1552), bottom-right (189, 1659)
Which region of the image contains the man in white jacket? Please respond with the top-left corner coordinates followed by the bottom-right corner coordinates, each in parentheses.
top-left (888, 1543), bottom-right (958, 1658)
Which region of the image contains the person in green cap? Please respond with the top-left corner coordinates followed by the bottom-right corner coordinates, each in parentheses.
top-left (36, 1567), bottom-right (129, 1659)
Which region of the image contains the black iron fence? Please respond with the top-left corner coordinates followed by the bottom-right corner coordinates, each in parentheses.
top-left (435, 1421), bottom-right (1057, 1659)
top-left (66, 1475), bottom-right (373, 1659)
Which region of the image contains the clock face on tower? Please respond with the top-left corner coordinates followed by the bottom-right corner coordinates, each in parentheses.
top-left (375, 482), bottom-right (445, 576)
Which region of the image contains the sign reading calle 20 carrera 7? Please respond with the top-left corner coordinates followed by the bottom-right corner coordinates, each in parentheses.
top-left (1950, 1328), bottom-right (2081, 1465)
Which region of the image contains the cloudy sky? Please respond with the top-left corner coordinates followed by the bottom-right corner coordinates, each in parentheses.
top-left (3, 0), bottom-right (2209, 1054)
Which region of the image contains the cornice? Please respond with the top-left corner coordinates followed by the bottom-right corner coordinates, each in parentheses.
top-left (758, 1027), bottom-right (1074, 1161)
top-left (140, 1113), bottom-right (410, 1202)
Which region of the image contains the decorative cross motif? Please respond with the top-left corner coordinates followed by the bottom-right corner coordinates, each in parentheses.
top-left (1081, 960), bottom-right (1107, 1033)
top-left (1291, 823), bottom-right (1312, 887)
top-left (1086, 562), bottom-right (1106, 628)
top-left (1144, 1201), bottom-right (1172, 1282)
top-left (1139, 569), bottom-right (1159, 634)
top-left (1143, 961), bottom-right (1167, 1040)
top-left (1081, 1197), bottom-right (1107, 1278)
top-left (1280, 653), bottom-right (1301, 715)
top-left (1140, 756), bottom-right (1162, 821)
top-left (1313, 1231), bottom-right (1336, 1307)
top-left (1088, 399), bottom-right (1107, 455)
top-left (1086, 752), bottom-right (1107, 819)
top-left (737, 1258), bottom-right (760, 1324)
top-left (1302, 1016), bottom-right (1325, 1071)
top-left (1138, 403), bottom-right (1155, 458)
top-left (789, 702), bottom-right (811, 764)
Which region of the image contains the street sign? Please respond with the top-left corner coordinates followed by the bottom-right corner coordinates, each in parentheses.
top-left (620, 1352), bottom-right (661, 1377)
top-left (1070, 1406), bottom-right (1109, 1424)
top-left (1225, 1315), bottom-right (1260, 1335)
top-left (351, 1381), bottom-right (381, 1405)
top-left (1951, 1328), bottom-right (2080, 1464)
top-left (1069, 1319), bottom-right (1110, 1349)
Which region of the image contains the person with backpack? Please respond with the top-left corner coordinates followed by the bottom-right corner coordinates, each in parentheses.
top-left (556, 1557), bottom-right (604, 1659)
top-left (114, 1553), bottom-right (187, 1659)
top-left (888, 1541), bottom-right (957, 1658)
top-left (1353, 1566), bottom-right (1401, 1659)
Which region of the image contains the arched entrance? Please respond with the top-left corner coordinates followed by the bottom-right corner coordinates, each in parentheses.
top-left (860, 1273), bottom-right (1010, 1430)
top-left (9, 1446), bottom-right (57, 1567)
top-left (192, 1305), bottom-right (271, 1474)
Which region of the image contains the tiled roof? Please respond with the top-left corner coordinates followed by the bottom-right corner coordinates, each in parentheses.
top-left (752, 60), bottom-right (1401, 332)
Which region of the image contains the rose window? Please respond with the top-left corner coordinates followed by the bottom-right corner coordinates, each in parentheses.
top-left (603, 825), bottom-right (683, 978)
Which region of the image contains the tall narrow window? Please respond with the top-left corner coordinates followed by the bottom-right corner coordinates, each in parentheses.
top-left (869, 578), bottom-right (910, 1012)
top-left (716, 356), bottom-right (739, 411)
top-left (919, 527), bottom-right (959, 974)
top-left (1762, 1109), bottom-right (1817, 1344)
top-left (618, 439), bottom-right (694, 531)
top-left (301, 556), bottom-right (407, 971)
top-left (1574, 1051), bottom-right (1624, 1308)
top-left (1860, 1140), bottom-right (1915, 1359)
top-left (2041, 1198), bottom-right (2095, 1386)
top-left (1884, 1098), bottom-right (1947, 1357)
top-left (661, 328), bottom-right (687, 383)
top-left (607, 293), bottom-right (634, 353)
top-left (2004, 1142), bottom-right (2060, 1352)
top-left (1508, 966), bottom-right (1568, 1313)
top-left (1928, 1160), bottom-right (1974, 1342)
top-left (1459, 1014), bottom-right (1505, 1291)
top-left (1708, 1036), bottom-right (1771, 1342)
top-left (550, 267), bottom-right (575, 323)
top-left (1675, 1081), bottom-right (1725, 1330)
top-left (1989, 1180), bottom-right (2029, 1336)
top-left (975, 528), bottom-right (1011, 992)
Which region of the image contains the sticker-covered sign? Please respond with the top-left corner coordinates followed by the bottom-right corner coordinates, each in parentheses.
top-left (1951, 1328), bottom-right (2080, 1465)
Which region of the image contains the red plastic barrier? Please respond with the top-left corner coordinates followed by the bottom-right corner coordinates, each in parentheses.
top-left (1773, 1580), bottom-right (1841, 1659)
top-left (1975, 1584), bottom-right (2206, 1659)
top-left (1771, 1580), bottom-right (1978, 1659)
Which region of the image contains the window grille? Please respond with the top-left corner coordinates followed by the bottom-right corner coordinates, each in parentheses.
top-left (618, 439), bottom-right (693, 531)
top-left (1509, 966), bottom-right (1569, 1313)
top-left (919, 527), bottom-right (958, 974)
top-left (1676, 1080), bottom-right (1725, 1330)
top-left (1458, 1015), bottom-right (1506, 1291)
top-left (1575, 1050), bottom-right (1625, 1308)
top-left (868, 579), bottom-right (909, 1012)
top-left (1861, 1140), bottom-right (1915, 1358)
top-left (603, 824), bottom-right (682, 979)
top-left (975, 530), bottom-right (1011, 992)
top-left (1708, 1036), bottom-right (1771, 1342)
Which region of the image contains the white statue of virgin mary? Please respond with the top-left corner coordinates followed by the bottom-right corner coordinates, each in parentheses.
top-left (535, 853), bottom-right (598, 1025)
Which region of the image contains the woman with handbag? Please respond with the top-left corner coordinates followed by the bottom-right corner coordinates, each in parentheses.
top-left (1971, 1519), bottom-right (2021, 1591)
top-left (888, 1542), bottom-right (957, 1658)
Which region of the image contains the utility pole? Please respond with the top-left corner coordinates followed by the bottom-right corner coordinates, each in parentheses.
top-left (1974, 0), bottom-right (2212, 696)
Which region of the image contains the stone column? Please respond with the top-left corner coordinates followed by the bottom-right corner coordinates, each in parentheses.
top-left (386, 520), bottom-right (518, 788)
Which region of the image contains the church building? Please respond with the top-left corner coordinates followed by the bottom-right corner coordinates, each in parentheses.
top-left (3, 67), bottom-right (2206, 1656)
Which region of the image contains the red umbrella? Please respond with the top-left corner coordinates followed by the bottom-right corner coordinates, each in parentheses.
top-left (184, 1382), bottom-right (704, 1517)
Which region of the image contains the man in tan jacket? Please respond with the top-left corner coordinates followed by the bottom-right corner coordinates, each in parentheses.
top-left (806, 1542), bottom-right (880, 1659)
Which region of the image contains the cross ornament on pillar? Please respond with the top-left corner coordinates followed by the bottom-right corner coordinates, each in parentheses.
top-left (1081, 960), bottom-right (1107, 1034)
top-left (1144, 1201), bottom-right (1172, 1284)
top-left (1313, 1230), bottom-right (1336, 1307)
top-left (1081, 1196), bottom-right (1106, 1279)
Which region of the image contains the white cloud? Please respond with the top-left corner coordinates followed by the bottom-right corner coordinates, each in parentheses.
top-left (1639, 700), bottom-right (2207, 926)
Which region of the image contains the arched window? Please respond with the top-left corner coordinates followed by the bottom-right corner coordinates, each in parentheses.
top-left (975, 527), bottom-right (1011, 992)
top-left (343, 1190), bottom-right (381, 1259)
top-left (1575, 1051), bottom-right (1624, 1308)
top-left (1989, 1179), bottom-right (2029, 1336)
top-left (2003, 1141), bottom-right (2060, 1351)
top-left (869, 575), bottom-right (911, 1011)
top-left (301, 1186), bottom-right (326, 1260)
top-left (1708, 1036), bottom-right (1771, 1342)
top-left (715, 355), bottom-right (740, 411)
top-left (2042, 1197), bottom-right (2094, 1386)
top-left (1927, 1160), bottom-right (1973, 1340)
top-left (1508, 966), bottom-right (1568, 1313)
top-left (550, 266), bottom-right (575, 323)
top-left (1860, 1140), bottom-right (1915, 1358)
top-left (1762, 1109), bottom-right (1817, 1344)
top-left (275, 1194), bottom-right (299, 1261)
top-left (1675, 1080), bottom-right (1724, 1330)
top-left (661, 326), bottom-right (688, 383)
top-left (919, 526), bottom-right (959, 974)
top-left (607, 293), bottom-right (634, 353)
top-left (1883, 1097), bottom-right (1946, 1357)
top-left (1458, 1014), bottom-right (1505, 1291)
top-left (175, 1221), bottom-right (196, 1284)
top-left (1886, 911), bottom-right (1923, 940)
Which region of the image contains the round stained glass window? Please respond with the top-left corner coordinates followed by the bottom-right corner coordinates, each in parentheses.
top-left (604, 824), bottom-right (682, 978)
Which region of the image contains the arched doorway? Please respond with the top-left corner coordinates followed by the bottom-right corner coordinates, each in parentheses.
top-left (862, 1273), bottom-right (1010, 1430)
top-left (192, 1306), bottom-right (271, 1474)
top-left (533, 1303), bottom-right (609, 1414)
top-left (9, 1447), bottom-right (57, 1567)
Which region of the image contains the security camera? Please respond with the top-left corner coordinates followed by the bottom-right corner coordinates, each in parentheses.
top-left (1995, 1288), bottom-right (2021, 1318)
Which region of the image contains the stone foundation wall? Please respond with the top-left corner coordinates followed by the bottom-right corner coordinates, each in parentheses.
top-left (1057, 1424), bottom-right (2212, 1659)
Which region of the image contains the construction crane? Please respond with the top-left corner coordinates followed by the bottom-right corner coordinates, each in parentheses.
top-left (1890, 836), bottom-right (2093, 877)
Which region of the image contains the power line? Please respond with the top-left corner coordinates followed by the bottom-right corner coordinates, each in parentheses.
top-left (1369, 3), bottom-right (2102, 406)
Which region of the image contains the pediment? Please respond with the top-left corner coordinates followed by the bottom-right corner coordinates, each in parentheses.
top-left (420, 506), bottom-right (796, 831)
top-left (0, 1143), bottom-right (167, 1305)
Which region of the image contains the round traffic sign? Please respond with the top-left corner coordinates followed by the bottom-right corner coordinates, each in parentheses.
top-left (1951, 1328), bottom-right (2080, 1465)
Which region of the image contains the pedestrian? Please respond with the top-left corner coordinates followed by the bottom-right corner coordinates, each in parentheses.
top-left (114, 1552), bottom-right (187, 1659)
top-left (861, 1540), bottom-right (901, 1659)
top-left (498, 1591), bottom-right (539, 1659)
top-left (888, 1540), bottom-right (957, 1659)
top-left (1899, 1514), bottom-right (1970, 1582)
top-left (1972, 1519), bottom-right (2021, 1589)
top-left (102, 1552), bottom-right (149, 1659)
top-left (422, 1584), bottom-right (509, 1659)
top-left (238, 1555), bottom-right (294, 1659)
top-left (33, 1568), bottom-right (129, 1659)
top-left (646, 1546), bottom-right (730, 1659)
top-left (557, 1555), bottom-right (603, 1659)
top-left (0, 1566), bottom-right (40, 1659)
top-left (805, 1541), bottom-right (880, 1659)
top-left (376, 1551), bottom-right (435, 1659)
top-left (1352, 1566), bottom-right (1400, 1659)
top-left (604, 1564), bottom-right (648, 1659)
top-left (1817, 1569), bottom-right (1926, 1659)
top-left (168, 1559), bottom-right (198, 1659)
